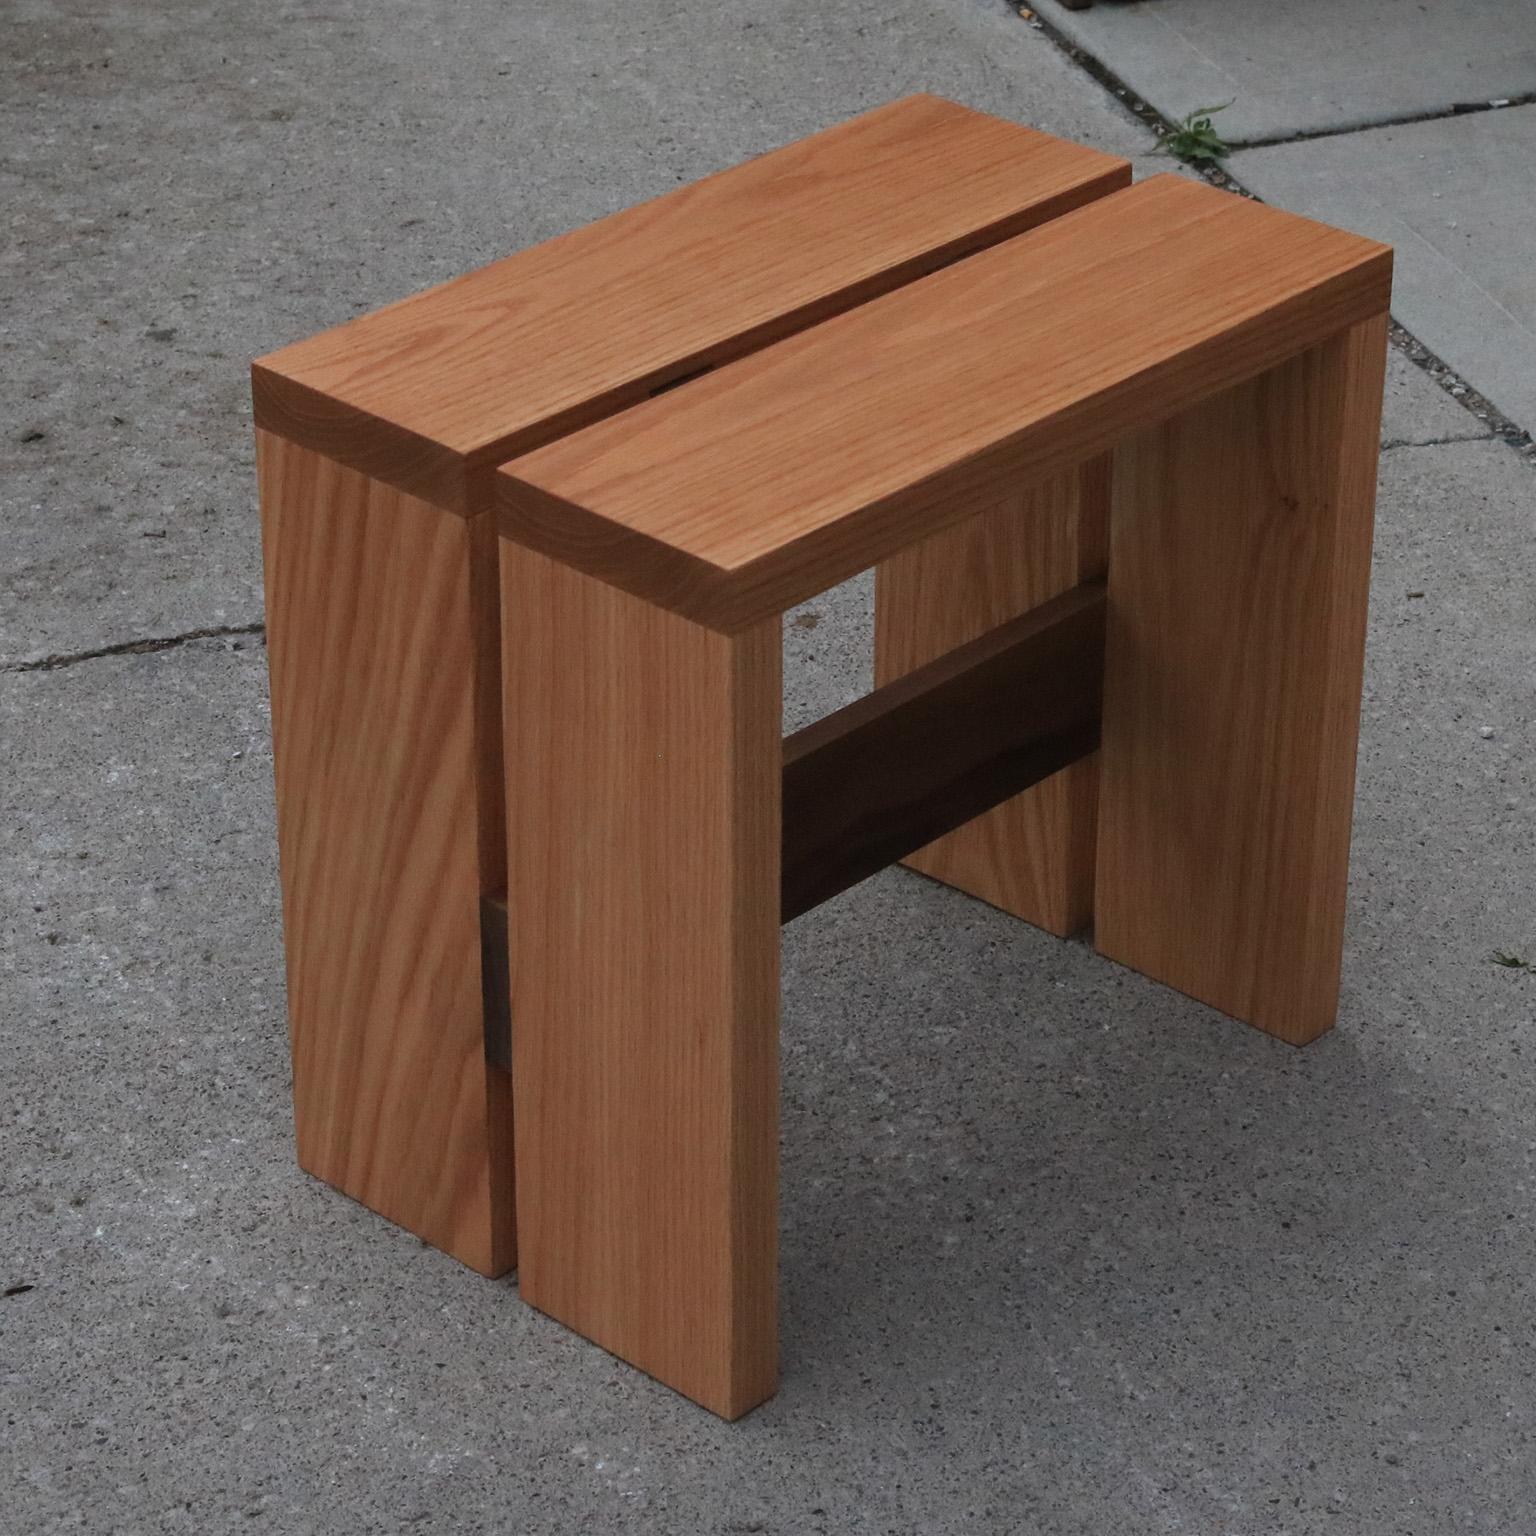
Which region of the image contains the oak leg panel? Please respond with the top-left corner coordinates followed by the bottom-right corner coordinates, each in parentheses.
top-left (1094, 314), bottom-right (1389, 1045)
top-left (501, 542), bottom-right (782, 1420)
top-left (873, 460), bottom-right (1110, 935)
top-left (257, 431), bottom-right (515, 1276)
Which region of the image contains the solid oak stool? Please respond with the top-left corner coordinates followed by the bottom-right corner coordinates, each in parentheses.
top-left (493, 173), bottom-right (1391, 1417)
top-left (252, 102), bottom-right (1128, 1278)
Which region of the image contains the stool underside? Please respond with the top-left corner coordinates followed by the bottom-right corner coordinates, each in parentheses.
top-left (480, 579), bottom-right (1106, 1069)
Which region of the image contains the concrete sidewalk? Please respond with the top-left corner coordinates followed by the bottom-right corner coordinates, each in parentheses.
top-left (4, 3), bottom-right (1535, 1533)
top-left (1034, 0), bottom-right (1536, 436)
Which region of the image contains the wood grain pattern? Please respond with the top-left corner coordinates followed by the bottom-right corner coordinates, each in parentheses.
top-left (874, 462), bottom-right (1109, 934)
top-left (254, 95), bottom-right (1128, 513)
top-left (784, 582), bottom-right (1105, 922)
top-left (496, 175), bottom-right (1391, 632)
top-left (501, 540), bottom-right (781, 1419)
top-left (1094, 314), bottom-right (1389, 1045)
top-left (258, 431), bottom-right (515, 1275)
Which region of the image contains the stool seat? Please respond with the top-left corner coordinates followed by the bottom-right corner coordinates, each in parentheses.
top-left (496, 174), bottom-right (1390, 631)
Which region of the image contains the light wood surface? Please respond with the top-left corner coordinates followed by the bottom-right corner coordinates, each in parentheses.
top-left (258, 431), bottom-right (515, 1275)
top-left (1094, 313), bottom-right (1389, 1045)
top-left (874, 462), bottom-right (1109, 934)
top-left (253, 95), bottom-right (1128, 513)
top-left (501, 540), bottom-right (782, 1419)
top-left (496, 174), bottom-right (1391, 632)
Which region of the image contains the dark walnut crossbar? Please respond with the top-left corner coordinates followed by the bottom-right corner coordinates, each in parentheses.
top-left (481, 580), bottom-right (1106, 1067)
top-left (781, 582), bottom-right (1105, 920)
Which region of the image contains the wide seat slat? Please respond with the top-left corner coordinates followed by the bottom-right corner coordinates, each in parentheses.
top-left (494, 174), bottom-right (1392, 631)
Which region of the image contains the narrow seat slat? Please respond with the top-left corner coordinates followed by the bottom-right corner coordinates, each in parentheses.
top-left (495, 174), bottom-right (1392, 631)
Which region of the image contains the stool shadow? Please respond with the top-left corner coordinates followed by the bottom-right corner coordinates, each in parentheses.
top-left (776, 869), bottom-right (1527, 1459)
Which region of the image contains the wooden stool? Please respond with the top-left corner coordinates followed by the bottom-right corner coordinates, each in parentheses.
top-left (252, 96), bottom-right (1127, 1285)
top-left (253, 99), bottom-right (1391, 1421)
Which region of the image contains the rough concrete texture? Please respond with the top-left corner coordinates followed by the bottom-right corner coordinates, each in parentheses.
top-left (1234, 106), bottom-right (1536, 436)
top-left (7, 1), bottom-right (1536, 1533)
top-left (1031, 0), bottom-right (1536, 143)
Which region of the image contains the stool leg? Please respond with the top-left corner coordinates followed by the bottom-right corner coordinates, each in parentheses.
top-left (258, 432), bottom-right (515, 1276)
top-left (1094, 314), bottom-right (1389, 1045)
top-left (500, 541), bottom-right (781, 1420)
top-left (873, 459), bottom-right (1110, 935)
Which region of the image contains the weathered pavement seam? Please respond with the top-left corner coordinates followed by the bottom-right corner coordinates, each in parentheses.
top-left (1232, 92), bottom-right (1536, 152)
top-left (4, 622), bottom-right (266, 675)
top-left (1381, 434), bottom-right (1498, 453)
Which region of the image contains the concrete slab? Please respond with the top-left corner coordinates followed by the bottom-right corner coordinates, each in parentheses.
top-left (0, 0), bottom-right (1150, 668)
top-left (1233, 104), bottom-right (1536, 436)
top-left (1031, 0), bottom-right (1536, 143)
top-left (5, 432), bottom-right (1536, 1532)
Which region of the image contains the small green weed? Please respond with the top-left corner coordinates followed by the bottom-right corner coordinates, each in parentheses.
top-left (1157, 102), bottom-right (1234, 164)
top-left (1492, 950), bottom-right (1536, 974)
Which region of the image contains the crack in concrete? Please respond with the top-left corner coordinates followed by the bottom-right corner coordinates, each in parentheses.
top-left (1016, 6), bottom-right (1173, 144)
top-left (1231, 93), bottom-right (1536, 152)
top-left (5, 622), bottom-right (266, 675)
top-left (1381, 433), bottom-right (1497, 452)
top-left (1015, 7), bottom-right (1536, 470)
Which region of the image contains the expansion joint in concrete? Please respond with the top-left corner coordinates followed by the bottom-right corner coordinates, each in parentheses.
top-left (1232, 92), bottom-right (1536, 152)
